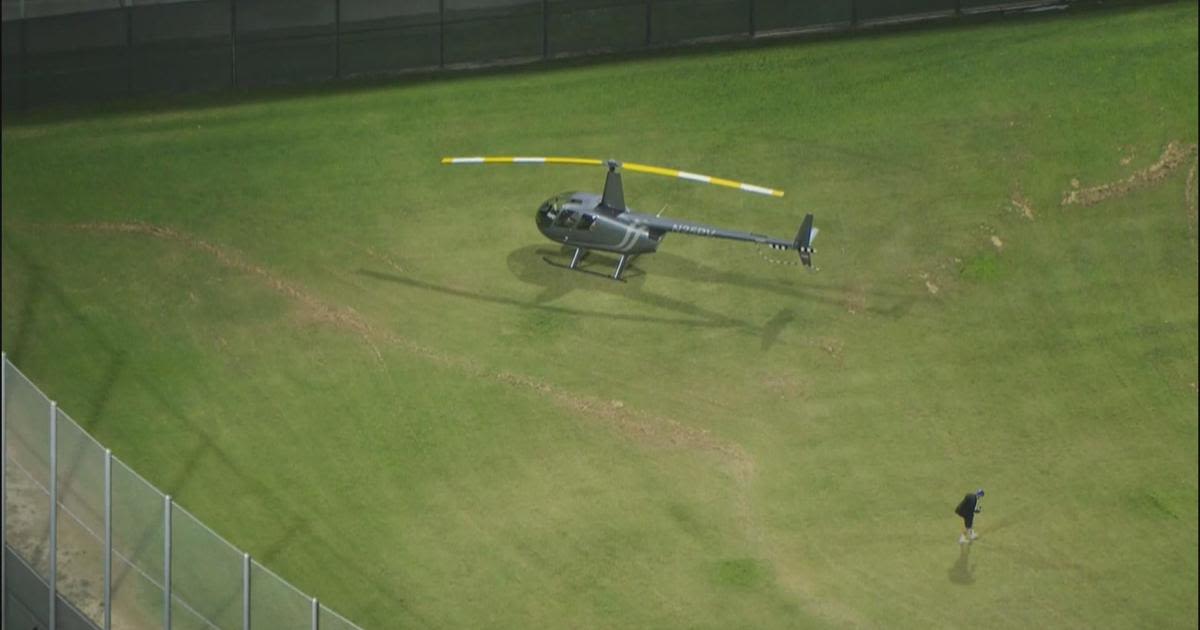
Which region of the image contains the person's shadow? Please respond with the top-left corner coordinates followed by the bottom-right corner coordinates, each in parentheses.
top-left (949, 544), bottom-right (975, 585)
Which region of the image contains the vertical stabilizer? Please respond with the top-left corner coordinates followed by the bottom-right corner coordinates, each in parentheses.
top-left (600, 160), bottom-right (626, 213)
top-left (794, 213), bottom-right (815, 267)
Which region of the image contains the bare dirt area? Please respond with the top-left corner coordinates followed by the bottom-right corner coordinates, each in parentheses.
top-left (1062, 141), bottom-right (1199, 207)
top-left (919, 272), bottom-right (940, 295)
top-left (1010, 188), bottom-right (1036, 220)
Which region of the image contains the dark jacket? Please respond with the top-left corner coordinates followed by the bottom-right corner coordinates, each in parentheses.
top-left (955, 493), bottom-right (979, 518)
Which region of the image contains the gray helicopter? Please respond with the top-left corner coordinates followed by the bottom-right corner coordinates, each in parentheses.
top-left (441, 156), bottom-right (817, 280)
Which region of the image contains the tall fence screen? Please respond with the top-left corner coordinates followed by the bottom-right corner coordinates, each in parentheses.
top-left (131, 0), bottom-right (233, 95)
top-left (1, 0), bottom-right (1070, 110)
top-left (753, 0), bottom-right (852, 33)
top-left (340, 0), bottom-right (439, 77)
top-left (1, 353), bottom-right (365, 630)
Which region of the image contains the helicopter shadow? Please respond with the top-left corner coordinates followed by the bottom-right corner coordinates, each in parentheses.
top-left (357, 244), bottom-right (917, 351)
top-left (356, 267), bottom-right (747, 330)
top-left (511, 245), bottom-right (920, 324)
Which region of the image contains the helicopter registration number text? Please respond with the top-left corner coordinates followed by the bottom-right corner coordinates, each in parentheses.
top-left (671, 224), bottom-right (715, 236)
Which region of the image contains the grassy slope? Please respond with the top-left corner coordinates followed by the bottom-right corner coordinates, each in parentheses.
top-left (3, 3), bottom-right (1197, 628)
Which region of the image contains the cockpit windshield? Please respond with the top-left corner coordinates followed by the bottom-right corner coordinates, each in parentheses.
top-left (536, 193), bottom-right (576, 229)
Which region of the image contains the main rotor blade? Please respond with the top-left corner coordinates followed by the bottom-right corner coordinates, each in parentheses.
top-left (440, 156), bottom-right (784, 197)
top-left (441, 156), bottom-right (604, 166)
top-left (622, 162), bottom-right (785, 197)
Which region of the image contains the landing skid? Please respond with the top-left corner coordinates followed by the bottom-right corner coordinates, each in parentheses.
top-left (542, 248), bottom-right (638, 281)
top-left (542, 255), bottom-right (627, 281)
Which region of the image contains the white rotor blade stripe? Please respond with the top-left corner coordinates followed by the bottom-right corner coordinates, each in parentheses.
top-left (624, 161), bottom-right (784, 197)
top-left (740, 183), bottom-right (777, 196)
top-left (441, 156), bottom-right (604, 166)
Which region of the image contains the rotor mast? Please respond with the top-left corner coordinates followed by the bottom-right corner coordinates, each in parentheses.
top-left (600, 159), bottom-right (626, 214)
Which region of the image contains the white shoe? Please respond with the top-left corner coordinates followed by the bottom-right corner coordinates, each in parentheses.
top-left (958, 534), bottom-right (967, 544)
top-left (969, 531), bottom-right (979, 540)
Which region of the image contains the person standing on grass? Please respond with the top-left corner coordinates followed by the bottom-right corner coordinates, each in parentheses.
top-left (955, 488), bottom-right (985, 544)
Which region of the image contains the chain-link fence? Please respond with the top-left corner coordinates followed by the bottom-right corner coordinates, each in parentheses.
top-left (2, 352), bottom-right (366, 630)
top-left (1, 0), bottom-right (1069, 111)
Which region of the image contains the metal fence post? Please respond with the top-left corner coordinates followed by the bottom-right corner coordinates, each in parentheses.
top-left (231, 0), bottom-right (238, 87)
top-left (125, 0), bottom-right (134, 97)
top-left (243, 553), bottom-right (251, 630)
top-left (19, 14), bottom-right (28, 113)
top-left (334, 0), bottom-right (341, 79)
top-left (312, 597), bottom-right (319, 630)
top-left (104, 449), bottom-right (113, 630)
top-left (50, 400), bottom-right (58, 630)
top-left (541, 0), bottom-right (548, 59)
top-left (164, 494), bottom-right (172, 630)
top-left (644, 0), bottom-right (651, 47)
top-left (1, 353), bottom-right (7, 616)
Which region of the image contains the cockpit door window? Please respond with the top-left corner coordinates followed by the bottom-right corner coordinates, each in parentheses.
top-left (554, 209), bottom-right (578, 228)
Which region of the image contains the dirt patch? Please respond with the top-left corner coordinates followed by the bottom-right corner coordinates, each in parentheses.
top-left (1010, 189), bottom-right (1036, 220)
top-left (1062, 141), bottom-right (1198, 207)
top-left (990, 235), bottom-right (1004, 250)
top-left (1119, 144), bottom-right (1136, 166)
top-left (918, 272), bottom-right (939, 295)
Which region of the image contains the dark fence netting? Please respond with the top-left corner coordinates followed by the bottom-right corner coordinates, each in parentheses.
top-left (131, 0), bottom-right (232, 94)
top-left (856, 0), bottom-right (957, 23)
top-left (649, 0), bottom-right (750, 45)
top-left (0, 0), bottom-right (1070, 111)
top-left (340, 0), bottom-right (440, 77)
top-left (547, 0), bottom-right (646, 56)
top-left (443, 0), bottom-right (542, 65)
top-left (23, 8), bottom-right (127, 106)
top-left (2, 19), bottom-right (22, 110)
top-left (235, 0), bottom-right (336, 86)
top-left (960, 0), bottom-right (1047, 12)
top-left (5, 0), bottom-right (120, 19)
top-left (753, 0), bottom-right (852, 33)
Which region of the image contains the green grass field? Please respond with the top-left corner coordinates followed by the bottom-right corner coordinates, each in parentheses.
top-left (3, 3), bottom-right (1197, 627)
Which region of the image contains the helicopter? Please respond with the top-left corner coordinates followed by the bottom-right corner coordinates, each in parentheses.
top-left (440, 156), bottom-right (816, 280)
